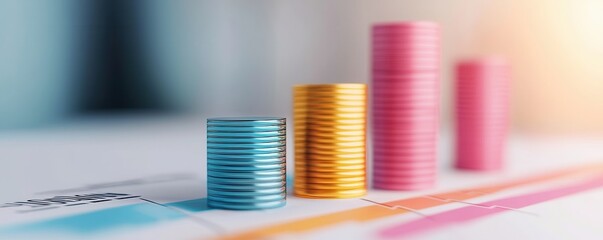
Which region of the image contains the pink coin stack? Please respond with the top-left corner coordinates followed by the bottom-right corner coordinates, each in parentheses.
top-left (455, 58), bottom-right (509, 171)
top-left (371, 22), bottom-right (440, 190)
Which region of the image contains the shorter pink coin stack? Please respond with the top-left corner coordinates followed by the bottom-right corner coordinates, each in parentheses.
top-left (371, 22), bottom-right (440, 190)
top-left (455, 58), bottom-right (509, 171)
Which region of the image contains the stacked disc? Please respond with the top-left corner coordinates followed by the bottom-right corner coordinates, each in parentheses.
top-left (206, 117), bottom-right (287, 210)
top-left (455, 58), bottom-right (509, 171)
top-left (293, 84), bottom-right (367, 198)
top-left (371, 22), bottom-right (440, 190)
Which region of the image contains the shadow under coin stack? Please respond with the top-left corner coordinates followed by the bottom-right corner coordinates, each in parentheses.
top-left (294, 84), bottom-right (367, 198)
top-left (206, 117), bottom-right (287, 210)
top-left (455, 58), bottom-right (509, 171)
top-left (372, 22), bottom-right (440, 190)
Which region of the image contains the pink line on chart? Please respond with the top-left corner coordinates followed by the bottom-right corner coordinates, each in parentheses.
top-left (379, 175), bottom-right (603, 238)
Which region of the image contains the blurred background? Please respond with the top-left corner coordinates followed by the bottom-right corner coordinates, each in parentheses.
top-left (1, 0), bottom-right (602, 133)
top-left (2, 0), bottom-right (603, 198)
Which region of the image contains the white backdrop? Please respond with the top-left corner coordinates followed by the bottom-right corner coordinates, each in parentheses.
top-left (144, 0), bottom-right (603, 133)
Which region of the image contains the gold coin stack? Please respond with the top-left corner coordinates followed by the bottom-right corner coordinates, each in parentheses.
top-left (293, 84), bottom-right (367, 198)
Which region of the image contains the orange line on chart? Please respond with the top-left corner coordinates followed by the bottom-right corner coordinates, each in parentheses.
top-left (216, 163), bottom-right (603, 240)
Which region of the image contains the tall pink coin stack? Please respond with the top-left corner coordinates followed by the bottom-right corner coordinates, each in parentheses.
top-left (371, 22), bottom-right (440, 190)
top-left (455, 58), bottom-right (509, 171)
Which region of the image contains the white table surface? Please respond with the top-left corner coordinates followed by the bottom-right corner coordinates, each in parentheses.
top-left (1, 115), bottom-right (603, 240)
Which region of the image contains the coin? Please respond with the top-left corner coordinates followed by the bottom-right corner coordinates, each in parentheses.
top-left (206, 117), bottom-right (287, 210)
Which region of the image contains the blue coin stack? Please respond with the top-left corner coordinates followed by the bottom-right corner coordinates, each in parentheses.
top-left (206, 117), bottom-right (287, 210)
